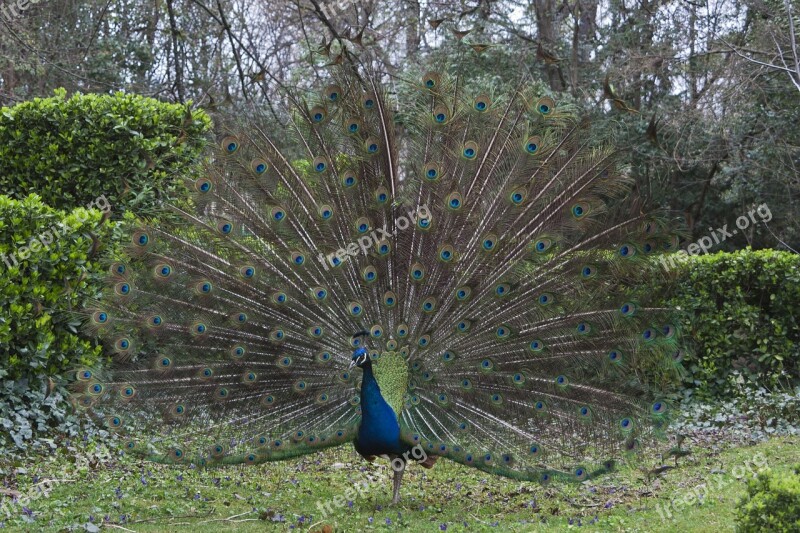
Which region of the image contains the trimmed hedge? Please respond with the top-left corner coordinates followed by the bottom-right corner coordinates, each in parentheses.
top-left (660, 249), bottom-right (800, 397)
top-left (0, 194), bottom-right (111, 382)
top-left (0, 89), bottom-right (210, 216)
top-left (736, 465), bottom-right (800, 532)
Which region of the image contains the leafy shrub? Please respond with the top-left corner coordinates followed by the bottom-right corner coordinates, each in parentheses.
top-left (736, 465), bottom-right (800, 532)
top-left (0, 89), bottom-right (210, 216)
top-left (657, 249), bottom-right (800, 397)
top-left (671, 381), bottom-right (800, 441)
top-left (0, 194), bottom-right (112, 382)
top-left (0, 378), bottom-right (108, 453)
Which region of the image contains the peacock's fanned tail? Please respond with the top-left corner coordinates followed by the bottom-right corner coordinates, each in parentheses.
top-left (75, 64), bottom-right (683, 481)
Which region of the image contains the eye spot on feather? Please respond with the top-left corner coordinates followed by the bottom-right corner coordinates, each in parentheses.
top-left (482, 234), bottom-right (497, 252)
top-left (571, 203), bottom-right (588, 218)
top-left (312, 156), bottom-right (329, 173)
top-left (619, 243), bottom-right (636, 257)
top-left (410, 263), bottom-right (425, 281)
top-left (311, 286), bottom-right (328, 300)
top-left (536, 96), bottom-right (555, 115)
top-left (325, 84), bottom-right (342, 102)
top-left (509, 188), bottom-right (526, 205)
top-left (195, 178), bottom-right (213, 193)
top-left (532, 238), bottom-right (553, 253)
top-left (365, 139), bottom-right (379, 154)
top-left (377, 240), bottom-right (391, 255)
top-left (114, 338), bottom-right (131, 352)
top-left (620, 418), bottom-right (634, 432)
top-left (455, 286), bottom-right (472, 301)
top-left (251, 160), bottom-right (268, 174)
top-left (348, 301), bottom-right (363, 316)
top-left (422, 72), bottom-right (440, 89)
top-left (220, 136), bottom-right (239, 153)
top-left (362, 266), bottom-right (377, 282)
top-left (383, 291), bottom-right (397, 307)
top-left (421, 297), bottom-right (436, 313)
top-left (446, 192), bottom-right (463, 210)
top-left (291, 251), bottom-right (306, 265)
top-left (133, 231), bottom-right (150, 247)
top-left (310, 106), bottom-right (327, 124)
top-left (462, 141), bottom-right (478, 160)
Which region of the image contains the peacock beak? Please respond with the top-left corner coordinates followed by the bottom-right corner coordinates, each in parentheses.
top-left (348, 359), bottom-right (356, 370)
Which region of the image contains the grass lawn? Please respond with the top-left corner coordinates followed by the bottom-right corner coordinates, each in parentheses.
top-left (1, 435), bottom-right (798, 532)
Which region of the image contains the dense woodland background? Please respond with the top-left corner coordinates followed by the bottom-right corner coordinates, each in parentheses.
top-left (1, 0), bottom-right (798, 249)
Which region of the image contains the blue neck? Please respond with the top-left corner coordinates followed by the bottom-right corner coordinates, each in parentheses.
top-left (354, 361), bottom-right (405, 456)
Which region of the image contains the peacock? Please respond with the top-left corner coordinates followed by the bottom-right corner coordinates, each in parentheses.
top-left (73, 56), bottom-right (683, 504)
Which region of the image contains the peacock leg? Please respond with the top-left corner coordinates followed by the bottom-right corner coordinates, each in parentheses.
top-left (391, 459), bottom-right (405, 504)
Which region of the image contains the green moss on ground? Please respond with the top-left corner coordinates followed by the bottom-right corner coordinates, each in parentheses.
top-left (1, 436), bottom-right (798, 531)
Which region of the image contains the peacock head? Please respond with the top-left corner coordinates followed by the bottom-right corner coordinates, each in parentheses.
top-left (349, 346), bottom-right (369, 369)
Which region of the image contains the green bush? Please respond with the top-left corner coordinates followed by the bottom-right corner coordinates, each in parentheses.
top-left (736, 465), bottom-right (800, 532)
top-left (658, 249), bottom-right (800, 397)
top-left (0, 194), bottom-right (111, 382)
top-left (0, 89), bottom-right (210, 216)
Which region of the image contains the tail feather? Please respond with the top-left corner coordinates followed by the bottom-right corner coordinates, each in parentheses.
top-left (76, 63), bottom-right (683, 478)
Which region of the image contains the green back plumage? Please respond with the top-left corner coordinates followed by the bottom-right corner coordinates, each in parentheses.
top-left (372, 352), bottom-right (409, 417)
top-left (74, 59), bottom-right (683, 482)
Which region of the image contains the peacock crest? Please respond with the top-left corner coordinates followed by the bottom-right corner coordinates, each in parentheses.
top-left (74, 61), bottom-right (683, 502)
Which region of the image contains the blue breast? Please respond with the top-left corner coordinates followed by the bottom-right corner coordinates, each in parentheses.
top-left (354, 364), bottom-right (407, 457)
